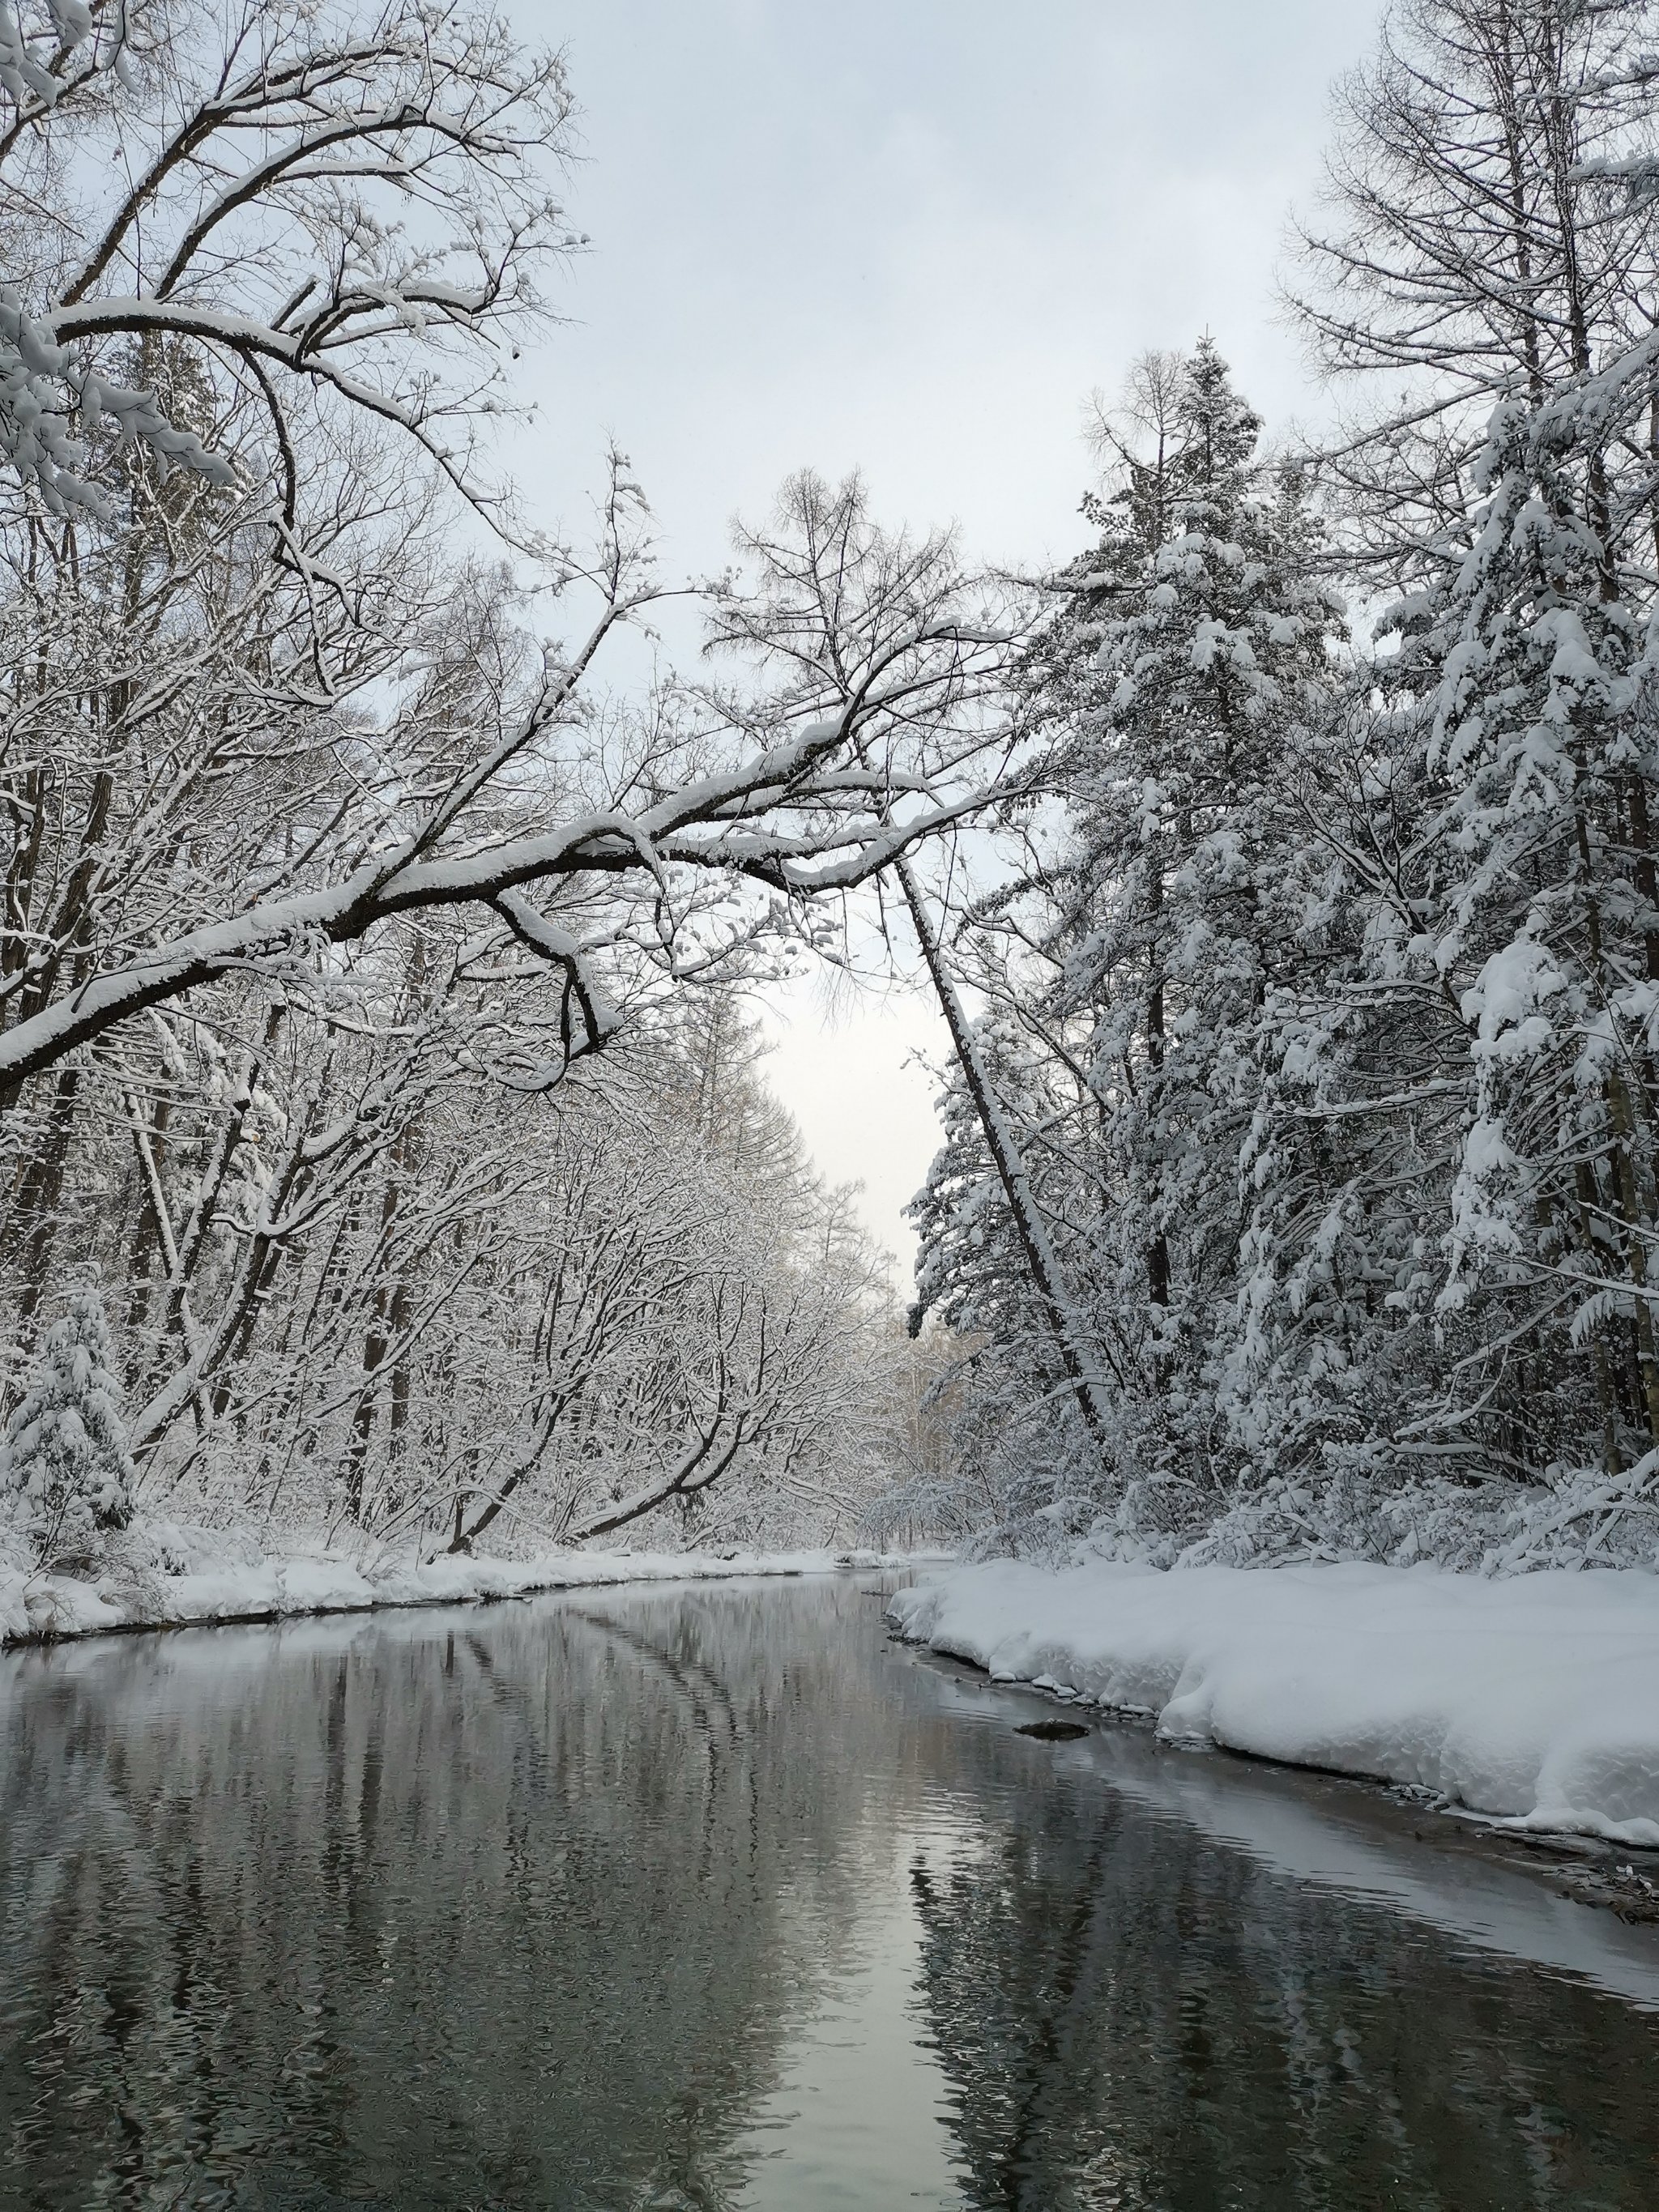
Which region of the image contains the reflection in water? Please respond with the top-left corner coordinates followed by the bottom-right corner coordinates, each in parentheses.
top-left (0, 1577), bottom-right (1656, 2208)
top-left (910, 1775), bottom-right (1659, 2210)
top-left (1, 1588), bottom-right (883, 2210)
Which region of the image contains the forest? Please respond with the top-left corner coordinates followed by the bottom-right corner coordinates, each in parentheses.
top-left (7, 0), bottom-right (1659, 1587)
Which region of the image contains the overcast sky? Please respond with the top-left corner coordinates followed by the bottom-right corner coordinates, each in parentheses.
top-left (510, 0), bottom-right (1387, 1272)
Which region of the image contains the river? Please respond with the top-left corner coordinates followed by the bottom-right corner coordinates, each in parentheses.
top-left (2, 1571), bottom-right (1658, 2208)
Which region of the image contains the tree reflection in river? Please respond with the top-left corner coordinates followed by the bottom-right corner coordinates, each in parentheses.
top-left (907, 1730), bottom-right (1659, 2211)
top-left (2, 1576), bottom-right (1659, 2210)
top-left (0, 1587), bottom-right (895, 2209)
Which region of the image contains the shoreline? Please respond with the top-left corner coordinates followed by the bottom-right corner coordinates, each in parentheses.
top-left (888, 1555), bottom-right (1659, 1856)
top-left (0, 1543), bottom-right (943, 1652)
top-left (901, 1630), bottom-right (1659, 1926)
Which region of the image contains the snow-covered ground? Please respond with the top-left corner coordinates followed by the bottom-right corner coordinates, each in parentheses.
top-left (0, 1532), bottom-right (941, 1647)
top-left (889, 1559), bottom-right (1659, 1850)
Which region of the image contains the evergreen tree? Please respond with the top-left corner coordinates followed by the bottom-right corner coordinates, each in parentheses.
top-left (2, 1280), bottom-right (136, 1571)
top-left (1205, 0), bottom-right (1659, 1549)
top-left (913, 36), bottom-right (1659, 1564)
top-left (1047, 343), bottom-right (1341, 1487)
top-left (1376, 386), bottom-right (1659, 1475)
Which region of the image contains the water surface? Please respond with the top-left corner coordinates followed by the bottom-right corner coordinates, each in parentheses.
top-left (3, 1573), bottom-right (1658, 2208)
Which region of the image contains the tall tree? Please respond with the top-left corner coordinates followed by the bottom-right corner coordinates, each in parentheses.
top-left (913, 341), bottom-right (1345, 1546)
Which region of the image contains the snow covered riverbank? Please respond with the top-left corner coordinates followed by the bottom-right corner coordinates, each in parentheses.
top-left (0, 1536), bottom-right (940, 1648)
top-left (889, 1560), bottom-right (1659, 1850)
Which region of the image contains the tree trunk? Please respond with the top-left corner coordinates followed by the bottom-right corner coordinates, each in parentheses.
top-left (896, 855), bottom-right (1113, 1464)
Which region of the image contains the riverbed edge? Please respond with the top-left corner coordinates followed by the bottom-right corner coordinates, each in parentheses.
top-left (886, 1557), bottom-right (1659, 1859)
top-left (0, 1543), bottom-right (947, 1649)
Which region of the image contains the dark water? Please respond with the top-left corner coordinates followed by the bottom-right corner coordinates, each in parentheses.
top-left (4, 1577), bottom-right (1659, 2209)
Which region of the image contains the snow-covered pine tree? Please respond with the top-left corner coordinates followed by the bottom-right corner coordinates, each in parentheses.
top-left (905, 341), bottom-right (1347, 1555)
top-left (1034, 340), bottom-right (1345, 1507)
top-left (1234, 0), bottom-right (1659, 1555)
top-left (903, 9), bottom-right (1659, 1571)
top-left (1217, 369), bottom-right (1659, 1560)
top-left (2, 1278), bottom-right (136, 1571)
top-left (1397, 381), bottom-right (1659, 1481)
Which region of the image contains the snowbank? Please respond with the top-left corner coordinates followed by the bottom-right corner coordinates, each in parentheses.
top-left (0, 1539), bottom-right (938, 1648)
top-left (889, 1558), bottom-right (1659, 1849)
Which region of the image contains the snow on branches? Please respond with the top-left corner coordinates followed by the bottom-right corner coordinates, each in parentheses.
top-left (1, 0), bottom-right (576, 523)
top-left (1, 1), bottom-right (1001, 1560)
top-left (2, 1275), bottom-right (134, 1570)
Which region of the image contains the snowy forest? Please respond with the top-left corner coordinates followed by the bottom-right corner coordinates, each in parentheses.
top-left (910, 0), bottom-right (1659, 1576)
top-left (8, 0), bottom-right (1659, 1587)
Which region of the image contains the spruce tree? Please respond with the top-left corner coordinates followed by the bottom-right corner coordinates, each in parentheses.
top-left (1397, 387), bottom-right (1659, 1474)
top-left (2, 1279), bottom-right (136, 1571)
top-left (1038, 339), bottom-right (1345, 1482)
